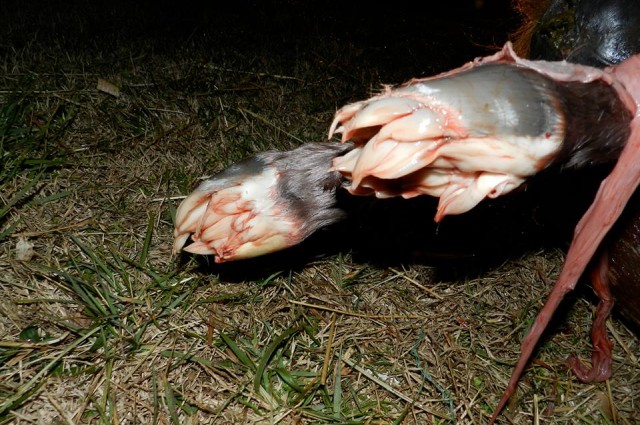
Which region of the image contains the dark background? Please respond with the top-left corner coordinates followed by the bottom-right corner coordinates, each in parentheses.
top-left (0, 0), bottom-right (520, 79)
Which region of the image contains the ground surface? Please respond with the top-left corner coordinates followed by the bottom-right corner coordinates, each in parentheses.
top-left (1, 1), bottom-right (639, 424)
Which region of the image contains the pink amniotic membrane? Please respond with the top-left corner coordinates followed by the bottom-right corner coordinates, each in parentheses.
top-left (474, 46), bottom-right (640, 421)
top-left (489, 52), bottom-right (640, 423)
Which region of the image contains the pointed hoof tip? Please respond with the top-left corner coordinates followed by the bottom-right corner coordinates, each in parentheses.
top-left (183, 241), bottom-right (219, 256)
top-left (172, 233), bottom-right (191, 255)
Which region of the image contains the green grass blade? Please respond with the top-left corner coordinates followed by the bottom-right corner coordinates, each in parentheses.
top-left (253, 326), bottom-right (301, 393)
top-left (0, 170), bottom-right (44, 220)
top-left (139, 213), bottom-right (155, 265)
top-left (220, 332), bottom-right (256, 372)
top-left (0, 326), bottom-right (101, 415)
top-left (163, 379), bottom-right (181, 425)
top-left (34, 189), bottom-right (75, 205)
top-left (392, 405), bottom-right (411, 425)
top-left (275, 368), bottom-right (303, 393)
top-left (332, 350), bottom-right (342, 419)
top-left (152, 372), bottom-right (159, 425)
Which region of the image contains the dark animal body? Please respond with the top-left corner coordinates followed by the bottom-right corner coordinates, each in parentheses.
top-left (528, 0), bottom-right (640, 67)
top-left (607, 192), bottom-right (640, 331)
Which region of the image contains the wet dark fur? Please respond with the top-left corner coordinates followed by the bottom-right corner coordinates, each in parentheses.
top-left (548, 78), bottom-right (632, 170)
top-left (261, 142), bottom-right (353, 239)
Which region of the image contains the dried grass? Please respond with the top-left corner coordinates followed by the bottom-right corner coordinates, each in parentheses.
top-left (1, 1), bottom-right (638, 424)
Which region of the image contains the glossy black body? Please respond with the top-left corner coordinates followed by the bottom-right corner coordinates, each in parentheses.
top-left (530, 0), bottom-right (640, 67)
